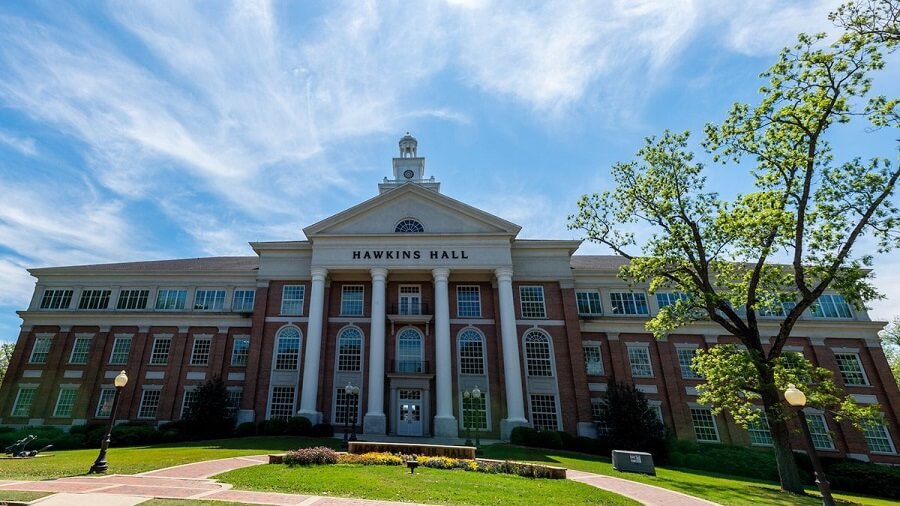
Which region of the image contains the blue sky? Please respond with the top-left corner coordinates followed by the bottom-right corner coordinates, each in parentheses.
top-left (0, 0), bottom-right (898, 341)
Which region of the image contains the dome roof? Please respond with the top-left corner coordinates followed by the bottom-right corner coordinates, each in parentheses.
top-left (399, 132), bottom-right (418, 158)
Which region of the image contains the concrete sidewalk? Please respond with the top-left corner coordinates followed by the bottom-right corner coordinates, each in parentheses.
top-left (1, 454), bottom-right (719, 506)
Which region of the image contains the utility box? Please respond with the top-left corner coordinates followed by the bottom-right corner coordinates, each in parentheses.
top-left (611, 450), bottom-right (656, 475)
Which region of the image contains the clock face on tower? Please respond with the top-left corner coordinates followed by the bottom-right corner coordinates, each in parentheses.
top-left (403, 169), bottom-right (415, 179)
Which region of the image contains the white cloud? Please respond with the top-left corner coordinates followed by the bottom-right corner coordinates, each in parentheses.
top-left (0, 131), bottom-right (36, 156)
top-left (720, 0), bottom-right (844, 55)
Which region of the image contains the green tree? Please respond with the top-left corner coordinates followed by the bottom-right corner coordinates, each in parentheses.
top-left (830, 0), bottom-right (899, 45)
top-left (879, 316), bottom-right (900, 386)
top-left (0, 342), bottom-right (15, 385)
top-left (186, 375), bottom-right (235, 438)
top-left (598, 381), bottom-right (668, 462)
top-left (569, 7), bottom-right (899, 494)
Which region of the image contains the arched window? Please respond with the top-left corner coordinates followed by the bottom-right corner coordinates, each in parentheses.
top-left (274, 326), bottom-right (302, 370)
top-left (397, 328), bottom-right (423, 373)
top-left (524, 330), bottom-right (553, 377)
top-left (458, 329), bottom-right (485, 375)
top-left (337, 327), bottom-right (363, 372)
top-left (395, 218), bottom-right (424, 233)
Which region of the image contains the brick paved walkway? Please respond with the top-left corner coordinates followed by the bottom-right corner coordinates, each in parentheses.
top-left (0, 455), bottom-right (719, 505)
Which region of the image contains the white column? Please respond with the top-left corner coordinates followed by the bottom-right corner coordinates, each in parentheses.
top-left (298, 267), bottom-right (328, 423)
top-left (496, 267), bottom-right (527, 439)
top-left (432, 268), bottom-right (457, 437)
top-left (364, 267), bottom-right (388, 434)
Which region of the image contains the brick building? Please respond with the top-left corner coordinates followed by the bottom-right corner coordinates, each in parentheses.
top-left (1, 134), bottom-right (898, 463)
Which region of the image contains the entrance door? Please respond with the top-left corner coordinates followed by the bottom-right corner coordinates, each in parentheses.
top-left (399, 285), bottom-right (421, 315)
top-left (397, 389), bottom-right (423, 436)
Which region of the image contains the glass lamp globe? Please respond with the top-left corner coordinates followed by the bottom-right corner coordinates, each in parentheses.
top-left (784, 383), bottom-right (807, 407)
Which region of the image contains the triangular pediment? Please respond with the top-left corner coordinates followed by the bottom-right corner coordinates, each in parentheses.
top-left (303, 183), bottom-right (521, 238)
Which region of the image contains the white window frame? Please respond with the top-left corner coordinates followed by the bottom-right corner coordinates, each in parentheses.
top-left (39, 288), bottom-right (73, 309)
top-left (11, 387), bottom-right (37, 417)
top-left (78, 289), bottom-right (111, 310)
top-left (52, 387), bottom-right (79, 418)
top-left (95, 388), bottom-right (116, 418)
top-left (747, 409), bottom-right (774, 446)
top-left (833, 352), bottom-right (869, 386)
top-left (181, 388), bottom-right (199, 419)
top-left (610, 292), bottom-right (650, 315)
top-left (456, 285), bottom-right (482, 318)
top-left (268, 385), bottom-right (296, 420)
top-left (583, 342), bottom-right (603, 376)
top-left (810, 294), bottom-right (853, 319)
top-left (677, 347), bottom-right (702, 379)
top-left (274, 327), bottom-right (302, 370)
top-left (29, 335), bottom-right (53, 364)
top-left (109, 336), bottom-right (132, 365)
top-left (862, 421), bottom-right (897, 454)
top-left (138, 388), bottom-right (162, 419)
top-left (281, 285), bottom-right (305, 315)
top-left (806, 412), bottom-right (835, 450)
top-left (690, 407), bottom-right (720, 443)
top-left (232, 289), bottom-right (256, 312)
top-left (193, 289), bottom-right (225, 311)
top-left (336, 326), bottom-right (363, 372)
top-left (117, 289), bottom-right (150, 310)
top-left (149, 336), bottom-right (172, 365)
top-left (524, 329), bottom-right (555, 377)
top-left (529, 393), bottom-right (561, 431)
top-left (519, 286), bottom-right (547, 319)
top-left (68, 336), bottom-right (92, 364)
top-left (458, 328), bottom-right (486, 375)
top-left (576, 290), bottom-right (603, 316)
top-left (155, 288), bottom-right (187, 310)
top-left (398, 285), bottom-right (422, 315)
top-left (627, 344), bottom-right (654, 378)
top-left (340, 285), bottom-right (365, 316)
top-left (190, 337), bottom-right (212, 366)
top-left (231, 337), bottom-right (250, 366)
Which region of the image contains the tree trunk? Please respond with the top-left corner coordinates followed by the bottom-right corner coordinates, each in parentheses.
top-left (760, 380), bottom-right (805, 494)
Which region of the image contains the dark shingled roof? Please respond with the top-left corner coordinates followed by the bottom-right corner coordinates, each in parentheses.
top-left (33, 256), bottom-right (259, 273)
top-left (570, 255), bottom-right (629, 270)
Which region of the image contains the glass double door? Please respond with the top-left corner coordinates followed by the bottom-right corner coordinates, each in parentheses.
top-left (397, 389), bottom-right (423, 436)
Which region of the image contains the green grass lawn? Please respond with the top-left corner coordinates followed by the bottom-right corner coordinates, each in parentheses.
top-left (0, 436), bottom-right (338, 480)
top-left (0, 490), bottom-right (51, 502)
top-left (217, 463), bottom-right (638, 506)
top-left (478, 445), bottom-right (896, 506)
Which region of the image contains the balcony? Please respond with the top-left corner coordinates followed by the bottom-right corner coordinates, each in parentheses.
top-left (387, 302), bottom-right (433, 335)
top-left (389, 360), bottom-right (432, 375)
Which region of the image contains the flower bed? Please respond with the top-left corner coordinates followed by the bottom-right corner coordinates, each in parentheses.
top-left (348, 441), bottom-right (476, 459)
top-left (272, 448), bottom-right (565, 479)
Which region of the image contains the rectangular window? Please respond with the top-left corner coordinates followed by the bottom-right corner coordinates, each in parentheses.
top-left (810, 294), bottom-right (852, 319)
top-left (583, 343), bottom-right (603, 376)
top-left (863, 422), bottom-right (897, 454)
top-left (834, 353), bottom-right (869, 386)
top-left (758, 301), bottom-right (797, 317)
top-left (610, 292), bottom-right (649, 315)
top-left (281, 285), bottom-right (305, 315)
top-left (117, 289), bottom-right (149, 310)
top-left (529, 394), bottom-right (559, 431)
top-left (53, 388), bottom-right (78, 417)
top-left (463, 393), bottom-right (488, 430)
top-left (149, 337), bottom-right (172, 365)
top-left (334, 387), bottom-right (358, 425)
top-left (807, 413), bottom-right (835, 450)
top-left (337, 331), bottom-right (362, 372)
top-left (591, 398), bottom-right (608, 434)
top-left (459, 334), bottom-right (485, 375)
top-left (40, 289), bottom-right (73, 309)
top-left (269, 385), bottom-right (296, 420)
top-left (190, 338), bottom-right (212, 366)
top-left (232, 289), bottom-right (256, 312)
top-left (29, 336), bottom-right (53, 364)
top-left (399, 285), bottom-right (422, 315)
top-left (341, 285), bottom-right (365, 316)
top-left (576, 291), bottom-right (603, 316)
top-left (138, 389), bottom-right (162, 419)
top-left (628, 345), bottom-right (653, 378)
top-left (231, 338), bottom-right (250, 366)
top-left (193, 289), bottom-right (225, 311)
top-left (155, 289), bottom-right (187, 310)
top-left (78, 289), bottom-right (111, 310)
top-left (519, 286), bottom-right (546, 319)
top-left (651, 404), bottom-right (664, 423)
top-left (181, 389), bottom-right (198, 419)
top-left (690, 407), bottom-right (720, 442)
top-left (109, 337), bottom-right (132, 365)
top-left (677, 348), bottom-right (702, 379)
top-left (456, 286), bottom-right (482, 317)
top-left (748, 412), bottom-right (774, 446)
top-left (95, 388), bottom-right (116, 418)
top-left (275, 335), bottom-right (300, 370)
top-left (11, 387), bottom-right (37, 417)
top-left (226, 389), bottom-right (243, 415)
top-left (69, 337), bottom-right (92, 364)
top-left (655, 292), bottom-right (688, 309)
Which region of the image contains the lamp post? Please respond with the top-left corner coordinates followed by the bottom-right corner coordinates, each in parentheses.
top-left (89, 370), bottom-right (128, 474)
top-left (462, 390), bottom-right (473, 446)
top-left (470, 386), bottom-right (481, 448)
top-left (784, 383), bottom-right (835, 506)
top-left (345, 383), bottom-right (359, 442)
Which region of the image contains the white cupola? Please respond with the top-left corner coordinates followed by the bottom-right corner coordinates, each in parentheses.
top-left (379, 132), bottom-right (440, 194)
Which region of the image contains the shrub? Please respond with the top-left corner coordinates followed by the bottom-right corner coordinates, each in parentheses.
top-left (535, 430), bottom-right (564, 449)
top-left (111, 423), bottom-right (159, 446)
top-left (283, 446), bottom-right (339, 466)
top-left (185, 376), bottom-right (236, 439)
top-left (600, 381), bottom-right (669, 463)
top-left (310, 423), bottom-right (334, 437)
top-left (285, 416), bottom-right (312, 436)
top-left (825, 460), bottom-right (900, 499)
top-left (259, 419), bottom-right (287, 436)
top-left (478, 460), bottom-right (557, 479)
top-left (235, 422), bottom-right (257, 437)
top-left (667, 440), bottom-right (793, 482)
top-left (510, 426), bottom-right (539, 446)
